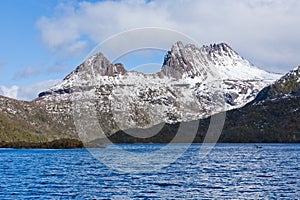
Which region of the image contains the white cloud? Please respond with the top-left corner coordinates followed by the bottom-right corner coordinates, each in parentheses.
top-left (0, 80), bottom-right (61, 101)
top-left (63, 40), bottom-right (90, 57)
top-left (17, 80), bottom-right (61, 101)
top-left (0, 85), bottom-right (19, 99)
top-left (37, 0), bottom-right (300, 73)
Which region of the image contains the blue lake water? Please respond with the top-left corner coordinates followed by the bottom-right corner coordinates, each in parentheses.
top-left (0, 144), bottom-right (299, 199)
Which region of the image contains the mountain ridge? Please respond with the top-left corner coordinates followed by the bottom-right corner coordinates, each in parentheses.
top-left (1, 41), bottom-right (298, 147)
top-left (33, 41), bottom-right (281, 143)
top-left (39, 41), bottom-right (280, 98)
top-left (103, 67), bottom-right (300, 144)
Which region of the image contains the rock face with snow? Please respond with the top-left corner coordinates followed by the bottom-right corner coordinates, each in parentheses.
top-left (161, 42), bottom-right (275, 80)
top-left (219, 66), bottom-right (300, 142)
top-left (105, 66), bottom-right (300, 143)
top-left (36, 41), bottom-right (281, 142)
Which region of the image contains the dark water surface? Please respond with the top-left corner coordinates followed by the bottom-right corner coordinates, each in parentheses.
top-left (0, 144), bottom-right (299, 199)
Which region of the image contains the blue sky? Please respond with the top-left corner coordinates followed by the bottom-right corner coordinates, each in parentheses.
top-left (0, 0), bottom-right (62, 85)
top-left (0, 0), bottom-right (300, 100)
top-left (0, 0), bottom-right (80, 100)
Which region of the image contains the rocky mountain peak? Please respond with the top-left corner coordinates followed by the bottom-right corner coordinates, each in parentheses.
top-left (160, 41), bottom-right (272, 80)
top-left (64, 52), bottom-right (127, 82)
top-left (160, 41), bottom-right (232, 78)
top-left (201, 43), bottom-right (239, 58)
top-left (205, 42), bottom-right (232, 52)
top-left (161, 41), bottom-right (201, 78)
top-left (38, 52), bottom-right (127, 98)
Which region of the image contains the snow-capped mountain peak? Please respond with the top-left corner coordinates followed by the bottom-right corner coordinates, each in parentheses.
top-left (36, 41), bottom-right (282, 139)
top-left (161, 41), bottom-right (281, 81)
top-left (64, 52), bottom-right (126, 81)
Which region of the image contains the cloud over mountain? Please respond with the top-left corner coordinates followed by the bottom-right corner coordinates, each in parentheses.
top-left (37, 0), bottom-right (300, 73)
top-left (0, 80), bottom-right (61, 101)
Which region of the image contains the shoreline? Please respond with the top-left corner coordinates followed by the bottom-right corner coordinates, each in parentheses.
top-left (0, 140), bottom-right (299, 149)
top-left (0, 139), bottom-right (84, 149)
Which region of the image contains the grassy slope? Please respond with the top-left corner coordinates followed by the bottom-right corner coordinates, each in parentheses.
top-left (0, 96), bottom-right (78, 145)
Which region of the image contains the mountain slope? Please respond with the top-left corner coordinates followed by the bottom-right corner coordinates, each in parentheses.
top-left (219, 66), bottom-right (300, 142)
top-left (104, 66), bottom-right (300, 143)
top-left (0, 95), bottom-right (77, 142)
top-left (254, 66), bottom-right (300, 101)
top-left (35, 41), bottom-right (280, 143)
top-left (1, 41), bottom-right (291, 146)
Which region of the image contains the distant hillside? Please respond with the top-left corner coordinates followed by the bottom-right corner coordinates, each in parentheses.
top-left (0, 95), bottom-right (82, 148)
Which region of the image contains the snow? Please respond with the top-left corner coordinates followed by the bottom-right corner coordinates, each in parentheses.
top-left (37, 42), bottom-right (283, 130)
top-left (176, 42), bottom-right (282, 81)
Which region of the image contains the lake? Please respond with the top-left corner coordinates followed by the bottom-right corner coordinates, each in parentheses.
top-left (0, 144), bottom-right (299, 199)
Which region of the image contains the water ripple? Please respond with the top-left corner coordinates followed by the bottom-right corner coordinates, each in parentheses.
top-left (0, 144), bottom-right (299, 199)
